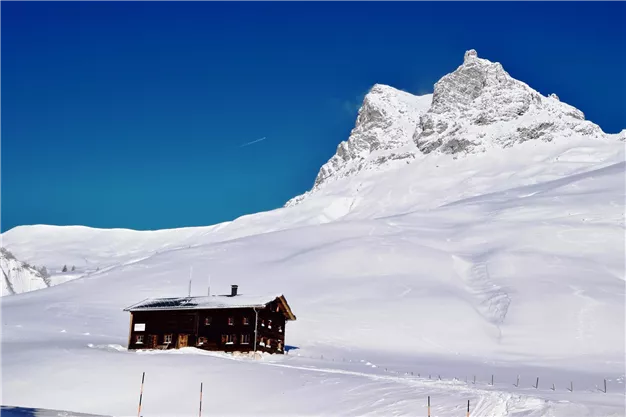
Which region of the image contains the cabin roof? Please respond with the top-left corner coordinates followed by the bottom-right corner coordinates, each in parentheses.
top-left (124, 294), bottom-right (296, 320)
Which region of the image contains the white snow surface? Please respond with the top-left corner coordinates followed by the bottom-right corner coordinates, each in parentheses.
top-left (1, 50), bottom-right (625, 416)
top-left (1, 248), bottom-right (50, 296)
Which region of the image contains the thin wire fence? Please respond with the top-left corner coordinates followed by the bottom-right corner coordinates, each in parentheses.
top-left (133, 351), bottom-right (613, 416)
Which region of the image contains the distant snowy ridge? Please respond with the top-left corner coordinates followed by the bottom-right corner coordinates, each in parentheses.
top-left (288, 50), bottom-right (623, 206)
top-left (1, 247), bottom-right (50, 295)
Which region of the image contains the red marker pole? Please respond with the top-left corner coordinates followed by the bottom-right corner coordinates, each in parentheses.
top-left (427, 395), bottom-right (430, 417)
top-left (137, 372), bottom-right (145, 417)
top-left (199, 382), bottom-right (204, 417)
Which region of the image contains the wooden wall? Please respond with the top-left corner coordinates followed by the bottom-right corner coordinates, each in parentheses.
top-left (128, 302), bottom-right (290, 354)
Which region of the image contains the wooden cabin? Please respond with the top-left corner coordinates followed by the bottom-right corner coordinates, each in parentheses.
top-left (123, 285), bottom-right (296, 354)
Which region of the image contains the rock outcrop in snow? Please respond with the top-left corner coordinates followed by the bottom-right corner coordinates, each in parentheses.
top-left (1, 247), bottom-right (50, 296)
top-left (414, 49), bottom-right (605, 154)
top-left (286, 85), bottom-right (432, 206)
top-left (289, 50), bottom-right (617, 206)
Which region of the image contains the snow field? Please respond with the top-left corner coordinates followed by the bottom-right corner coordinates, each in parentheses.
top-left (1, 138), bottom-right (624, 416)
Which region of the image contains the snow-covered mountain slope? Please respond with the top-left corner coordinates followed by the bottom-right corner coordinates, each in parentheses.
top-left (2, 138), bottom-right (624, 415)
top-left (289, 50), bottom-right (623, 206)
top-left (1, 50), bottom-right (624, 416)
top-left (1, 247), bottom-right (50, 295)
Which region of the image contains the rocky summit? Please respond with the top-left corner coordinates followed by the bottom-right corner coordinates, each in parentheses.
top-left (288, 50), bottom-right (624, 206)
top-left (414, 49), bottom-right (606, 154)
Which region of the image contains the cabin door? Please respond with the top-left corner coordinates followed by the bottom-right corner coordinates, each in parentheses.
top-left (178, 334), bottom-right (189, 348)
top-left (147, 335), bottom-right (158, 349)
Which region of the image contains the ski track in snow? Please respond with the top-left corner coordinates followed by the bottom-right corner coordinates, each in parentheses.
top-left (257, 360), bottom-right (549, 416)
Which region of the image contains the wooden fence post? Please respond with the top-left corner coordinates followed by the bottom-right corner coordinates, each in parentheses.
top-left (515, 375), bottom-right (519, 387)
top-left (199, 382), bottom-right (203, 417)
top-left (137, 372), bottom-right (145, 417)
top-left (534, 377), bottom-right (539, 389)
top-left (604, 379), bottom-right (607, 393)
top-left (491, 375), bottom-right (494, 386)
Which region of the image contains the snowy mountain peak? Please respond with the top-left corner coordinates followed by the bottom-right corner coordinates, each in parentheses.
top-left (286, 84), bottom-right (432, 206)
top-left (317, 83), bottom-right (432, 185)
top-left (288, 49), bottom-right (618, 206)
top-left (464, 48), bottom-right (478, 62)
top-left (414, 49), bottom-right (604, 154)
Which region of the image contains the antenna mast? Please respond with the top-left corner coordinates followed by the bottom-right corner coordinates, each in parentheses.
top-left (188, 266), bottom-right (193, 297)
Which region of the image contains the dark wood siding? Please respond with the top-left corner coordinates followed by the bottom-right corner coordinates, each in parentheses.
top-left (256, 300), bottom-right (287, 353)
top-left (195, 307), bottom-right (256, 352)
top-left (128, 301), bottom-right (289, 354)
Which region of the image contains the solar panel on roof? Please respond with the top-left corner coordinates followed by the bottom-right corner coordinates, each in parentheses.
top-left (124, 294), bottom-right (283, 312)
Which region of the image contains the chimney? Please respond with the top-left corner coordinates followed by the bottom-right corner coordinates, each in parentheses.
top-left (231, 284), bottom-right (238, 297)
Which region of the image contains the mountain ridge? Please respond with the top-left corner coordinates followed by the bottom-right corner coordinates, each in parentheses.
top-left (288, 49), bottom-right (624, 206)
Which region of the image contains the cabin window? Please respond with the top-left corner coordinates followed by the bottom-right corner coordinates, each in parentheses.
top-left (278, 325), bottom-right (283, 333)
top-left (228, 317), bottom-right (234, 326)
top-left (261, 319), bottom-right (265, 327)
top-left (135, 335), bottom-right (144, 344)
top-left (241, 334), bottom-right (250, 344)
top-left (225, 334), bottom-right (236, 345)
top-left (164, 334), bottom-right (172, 344)
top-left (243, 317), bottom-right (250, 325)
top-left (278, 341), bottom-right (283, 351)
top-left (197, 337), bottom-right (207, 346)
top-left (204, 317), bottom-right (212, 326)
top-left (268, 320), bottom-right (272, 329)
top-left (266, 339), bottom-right (272, 348)
top-left (221, 334), bottom-right (227, 344)
top-left (259, 337), bottom-right (265, 347)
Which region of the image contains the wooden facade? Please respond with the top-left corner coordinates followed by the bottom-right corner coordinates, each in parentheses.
top-left (124, 287), bottom-right (296, 354)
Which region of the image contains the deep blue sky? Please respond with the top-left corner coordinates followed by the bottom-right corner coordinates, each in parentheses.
top-left (2, 2), bottom-right (625, 232)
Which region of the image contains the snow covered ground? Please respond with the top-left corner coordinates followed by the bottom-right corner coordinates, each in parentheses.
top-left (2, 138), bottom-right (624, 416)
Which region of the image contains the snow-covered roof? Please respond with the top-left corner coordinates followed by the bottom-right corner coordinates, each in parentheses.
top-left (124, 294), bottom-right (296, 320)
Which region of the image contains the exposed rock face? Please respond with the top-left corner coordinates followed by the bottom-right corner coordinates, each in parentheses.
top-left (1, 247), bottom-right (50, 296)
top-left (287, 49), bottom-right (618, 206)
top-left (315, 84), bottom-right (432, 187)
top-left (414, 50), bottom-right (604, 154)
top-left (286, 84), bottom-right (431, 206)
